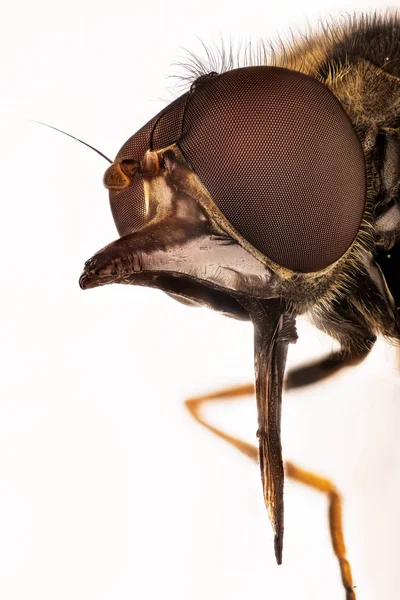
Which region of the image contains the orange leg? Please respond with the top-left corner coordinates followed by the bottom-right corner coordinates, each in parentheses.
top-left (185, 385), bottom-right (356, 600)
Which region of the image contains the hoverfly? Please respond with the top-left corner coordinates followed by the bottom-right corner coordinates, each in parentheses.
top-left (77, 11), bottom-right (400, 599)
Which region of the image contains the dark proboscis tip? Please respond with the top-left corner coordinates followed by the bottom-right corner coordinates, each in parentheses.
top-left (274, 532), bottom-right (283, 565)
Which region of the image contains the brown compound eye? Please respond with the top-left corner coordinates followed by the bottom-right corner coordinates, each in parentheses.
top-left (106, 167), bottom-right (147, 237)
top-left (103, 152), bottom-right (166, 237)
top-left (104, 89), bottom-right (190, 238)
top-left (178, 66), bottom-right (367, 273)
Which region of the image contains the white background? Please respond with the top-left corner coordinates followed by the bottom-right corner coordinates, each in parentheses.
top-left (2, 1), bottom-right (400, 599)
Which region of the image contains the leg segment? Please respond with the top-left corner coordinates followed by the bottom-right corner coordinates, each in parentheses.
top-left (185, 384), bottom-right (356, 600)
top-left (285, 343), bottom-right (374, 390)
top-left (185, 383), bottom-right (258, 461)
top-left (286, 297), bottom-right (376, 390)
top-left (285, 463), bottom-right (356, 600)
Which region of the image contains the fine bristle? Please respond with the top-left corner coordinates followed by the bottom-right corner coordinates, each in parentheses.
top-left (169, 9), bottom-right (400, 90)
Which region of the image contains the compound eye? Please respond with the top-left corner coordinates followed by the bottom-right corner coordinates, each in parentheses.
top-left (103, 151), bottom-right (164, 237)
top-left (103, 160), bottom-right (147, 237)
top-left (108, 171), bottom-right (147, 237)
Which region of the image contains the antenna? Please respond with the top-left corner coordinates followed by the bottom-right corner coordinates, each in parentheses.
top-left (34, 121), bottom-right (113, 164)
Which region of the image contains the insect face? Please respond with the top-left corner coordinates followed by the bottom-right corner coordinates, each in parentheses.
top-left (102, 66), bottom-right (367, 274)
top-left (80, 62), bottom-right (372, 563)
top-left (78, 12), bottom-right (400, 597)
